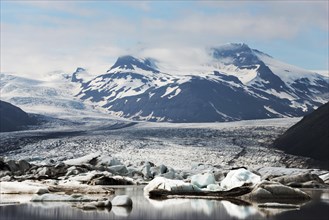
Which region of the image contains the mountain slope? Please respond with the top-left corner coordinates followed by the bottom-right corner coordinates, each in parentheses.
top-left (0, 100), bottom-right (36, 132)
top-left (76, 43), bottom-right (328, 122)
top-left (273, 102), bottom-right (329, 163)
top-left (1, 43), bottom-right (327, 123)
top-left (0, 73), bottom-right (106, 119)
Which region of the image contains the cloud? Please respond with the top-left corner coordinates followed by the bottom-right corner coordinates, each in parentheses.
top-left (265, 1), bottom-right (329, 31)
top-left (198, 1), bottom-right (328, 32)
top-left (1, 1), bottom-right (328, 78)
top-left (120, 1), bottom-right (151, 12)
top-left (14, 1), bottom-right (95, 17)
top-left (136, 47), bottom-right (211, 73)
top-left (0, 20), bottom-right (129, 78)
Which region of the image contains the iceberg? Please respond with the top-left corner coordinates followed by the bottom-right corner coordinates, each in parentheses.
top-left (0, 181), bottom-right (49, 194)
top-left (144, 177), bottom-right (201, 195)
top-left (220, 168), bottom-right (261, 191)
top-left (64, 153), bottom-right (100, 166)
top-left (191, 173), bottom-right (216, 188)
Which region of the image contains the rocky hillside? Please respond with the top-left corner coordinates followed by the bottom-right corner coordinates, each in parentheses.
top-left (273, 102), bottom-right (329, 165)
top-left (0, 100), bottom-right (36, 132)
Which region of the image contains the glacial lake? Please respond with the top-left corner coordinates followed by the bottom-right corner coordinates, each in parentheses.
top-left (1, 186), bottom-right (329, 220)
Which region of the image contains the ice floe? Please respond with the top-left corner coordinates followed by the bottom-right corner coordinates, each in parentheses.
top-left (144, 177), bottom-right (201, 195)
top-left (220, 168), bottom-right (261, 190)
top-left (191, 173), bottom-right (216, 188)
top-left (0, 181), bottom-right (49, 194)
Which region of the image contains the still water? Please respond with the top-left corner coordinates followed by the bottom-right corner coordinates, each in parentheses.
top-left (1, 187), bottom-right (328, 220)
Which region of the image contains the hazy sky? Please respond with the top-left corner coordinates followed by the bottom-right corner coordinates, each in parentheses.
top-left (1, 1), bottom-right (328, 77)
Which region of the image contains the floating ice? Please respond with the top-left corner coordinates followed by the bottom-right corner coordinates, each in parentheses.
top-left (191, 173), bottom-right (216, 188)
top-left (0, 181), bottom-right (49, 194)
top-left (144, 177), bottom-right (201, 195)
top-left (220, 168), bottom-right (261, 190)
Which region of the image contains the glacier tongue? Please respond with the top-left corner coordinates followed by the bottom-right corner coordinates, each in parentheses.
top-left (0, 73), bottom-right (108, 119)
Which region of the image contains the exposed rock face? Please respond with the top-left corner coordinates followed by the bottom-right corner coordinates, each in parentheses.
top-left (88, 175), bottom-right (134, 186)
top-left (6, 160), bottom-right (20, 172)
top-left (4, 159), bottom-right (32, 175)
top-left (0, 158), bottom-right (10, 171)
top-left (0, 100), bottom-right (36, 132)
top-left (244, 181), bottom-right (311, 202)
top-left (272, 173), bottom-right (326, 188)
top-left (18, 160), bottom-right (32, 172)
top-left (273, 102), bottom-right (329, 165)
top-left (76, 44), bottom-right (329, 123)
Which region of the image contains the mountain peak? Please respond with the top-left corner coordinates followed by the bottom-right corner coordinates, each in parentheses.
top-left (108, 55), bottom-right (159, 73)
top-left (225, 42), bottom-right (250, 49)
top-left (211, 43), bottom-right (251, 52)
top-left (75, 67), bottom-right (86, 72)
top-left (212, 42), bottom-right (252, 51)
top-left (72, 67), bottom-right (87, 83)
top-left (210, 43), bottom-right (260, 66)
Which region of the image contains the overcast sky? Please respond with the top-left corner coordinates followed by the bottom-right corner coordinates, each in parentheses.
top-left (1, 1), bottom-right (328, 78)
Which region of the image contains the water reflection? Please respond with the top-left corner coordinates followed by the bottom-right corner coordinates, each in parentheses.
top-left (321, 192), bottom-right (329, 205)
top-left (112, 206), bottom-right (132, 217)
top-left (257, 206), bottom-right (299, 217)
top-left (0, 187), bottom-right (329, 220)
top-left (145, 195), bottom-right (263, 219)
top-left (190, 199), bottom-right (216, 216)
top-left (147, 198), bottom-right (217, 216)
top-left (221, 200), bottom-right (258, 219)
top-left (146, 198), bottom-right (190, 209)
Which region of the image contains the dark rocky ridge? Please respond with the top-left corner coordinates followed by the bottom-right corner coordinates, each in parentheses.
top-left (273, 102), bottom-right (329, 166)
top-left (0, 100), bottom-right (36, 132)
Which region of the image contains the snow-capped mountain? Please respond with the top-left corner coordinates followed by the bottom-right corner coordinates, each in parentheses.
top-left (76, 43), bottom-right (329, 122)
top-left (1, 43), bottom-right (328, 123)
